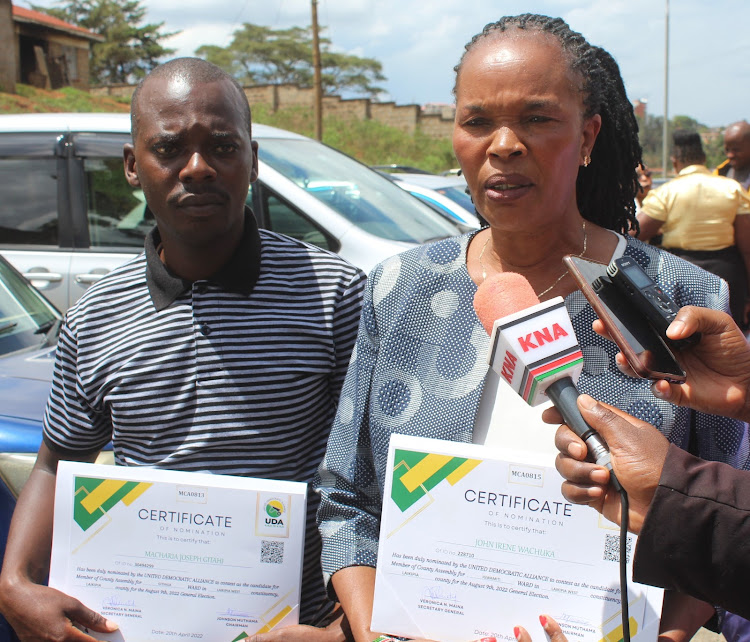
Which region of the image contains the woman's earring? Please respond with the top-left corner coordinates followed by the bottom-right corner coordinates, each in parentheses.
top-left (583, 155), bottom-right (592, 167)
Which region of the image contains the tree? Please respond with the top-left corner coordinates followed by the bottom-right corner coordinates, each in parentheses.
top-left (196, 23), bottom-right (385, 98)
top-left (33, 0), bottom-right (177, 84)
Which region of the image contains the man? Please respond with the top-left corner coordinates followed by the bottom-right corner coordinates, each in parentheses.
top-left (549, 305), bottom-right (750, 619)
top-left (716, 120), bottom-right (750, 191)
top-left (636, 129), bottom-right (750, 328)
top-left (0, 58), bottom-right (365, 641)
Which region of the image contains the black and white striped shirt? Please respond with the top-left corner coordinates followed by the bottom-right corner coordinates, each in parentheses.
top-left (44, 212), bottom-right (366, 624)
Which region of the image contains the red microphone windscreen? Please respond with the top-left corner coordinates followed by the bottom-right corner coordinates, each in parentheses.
top-left (473, 272), bottom-right (541, 335)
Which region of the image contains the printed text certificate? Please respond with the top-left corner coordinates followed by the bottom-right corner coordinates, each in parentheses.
top-left (371, 435), bottom-right (662, 642)
top-left (49, 462), bottom-right (306, 642)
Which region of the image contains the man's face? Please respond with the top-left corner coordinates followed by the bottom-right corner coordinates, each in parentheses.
top-left (724, 126), bottom-right (750, 172)
top-left (124, 76), bottom-right (258, 250)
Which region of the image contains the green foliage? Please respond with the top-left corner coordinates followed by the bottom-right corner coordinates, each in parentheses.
top-left (31, 0), bottom-right (178, 84)
top-left (637, 113), bottom-right (725, 171)
top-left (252, 105), bottom-right (457, 174)
top-left (197, 23), bottom-right (385, 98)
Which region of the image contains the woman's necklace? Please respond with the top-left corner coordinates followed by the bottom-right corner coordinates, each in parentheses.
top-left (478, 221), bottom-right (588, 298)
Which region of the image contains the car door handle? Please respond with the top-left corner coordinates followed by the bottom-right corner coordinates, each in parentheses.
top-left (22, 271), bottom-right (63, 283)
top-left (75, 273), bottom-right (107, 284)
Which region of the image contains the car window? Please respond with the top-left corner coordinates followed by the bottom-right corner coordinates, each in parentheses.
top-left (0, 259), bottom-right (59, 356)
top-left (257, 139), bottom-right (460, 243)
top-left (248, 183), bottom-right (336, 252)
top-left (437, 186), bottom-right (475, 213)
top-left (84, 157), bottom-right (151, 248)
top-left (70, 133), bottom-right (150, 249)
top-left (0, 157), bottom-right (58, 246)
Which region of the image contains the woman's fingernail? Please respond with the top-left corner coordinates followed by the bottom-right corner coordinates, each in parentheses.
top-left (578, 394), bottom-right (596, 410)
top-left (513, 627), bottom-right (521, 640)
top-left (481, 638), bottom-right (497, 642)
top-left (539, 615), bottom-right (548, 628)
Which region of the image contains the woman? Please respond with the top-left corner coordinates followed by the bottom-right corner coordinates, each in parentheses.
top-left (316, 14), bottom-right (746, 642)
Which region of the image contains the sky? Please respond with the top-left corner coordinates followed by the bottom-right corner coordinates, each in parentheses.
top-left (29, 0), bottom-right (750, 128)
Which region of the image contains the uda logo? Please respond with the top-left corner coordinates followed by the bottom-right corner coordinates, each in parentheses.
top-left (264, 499), bottom-right (286, 527)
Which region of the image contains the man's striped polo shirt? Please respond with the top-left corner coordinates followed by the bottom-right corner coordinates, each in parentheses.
top-left (43, 212), bottom-right (366, 624)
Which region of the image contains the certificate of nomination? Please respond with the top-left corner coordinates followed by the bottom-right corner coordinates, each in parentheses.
top-left (371, 435), bottom-right (663, 642)
top-left (49, 462), bottom-right (307, 642)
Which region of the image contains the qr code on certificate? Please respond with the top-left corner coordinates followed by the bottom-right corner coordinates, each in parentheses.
top-left (261, 539), bottom-right (284, 564)
top-left (603, 534), bottom-right (632, 563)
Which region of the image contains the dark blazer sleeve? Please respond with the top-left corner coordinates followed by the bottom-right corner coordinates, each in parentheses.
top-left (633, 444), bottom-right (750, 618)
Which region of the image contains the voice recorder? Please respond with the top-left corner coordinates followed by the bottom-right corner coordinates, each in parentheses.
top-left (563, 254), bottom-right (686, 382)
top-left (606, 256), bottom-right (700, 349)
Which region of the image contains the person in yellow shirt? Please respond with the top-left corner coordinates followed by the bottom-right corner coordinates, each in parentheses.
top-left (637, 129), bottom-right (750, 328)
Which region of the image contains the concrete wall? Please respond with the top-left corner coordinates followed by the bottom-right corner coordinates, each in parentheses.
top-left (91, 80), bottom-right (456, 139)
top-left (0, 0), bottom-right (16, 93)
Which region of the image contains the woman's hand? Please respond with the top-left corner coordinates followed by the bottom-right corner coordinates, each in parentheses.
top-left (513, 615), bottom-right (567, 641)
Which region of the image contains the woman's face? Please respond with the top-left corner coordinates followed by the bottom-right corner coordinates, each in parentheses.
top-left (453, 33), bottom-right (601, 232)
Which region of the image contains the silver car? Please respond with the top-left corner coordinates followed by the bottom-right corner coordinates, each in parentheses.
top-left (0, 113), bottom-right (462, 311)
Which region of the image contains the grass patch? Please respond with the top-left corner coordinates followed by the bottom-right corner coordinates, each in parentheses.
top-left (252, 104), bottom-right (457, 174)
top-left (0, 85), bottom-right (129, 114)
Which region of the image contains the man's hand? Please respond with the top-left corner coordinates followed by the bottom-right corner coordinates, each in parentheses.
top-left (0, 581), bottom-right (117, 642)
top-left (594, 305), bottom-right (750, 421)
top-left (650, 306), bottom-right (750, 421)
top-left (545, 395), bottom-right (669, 534)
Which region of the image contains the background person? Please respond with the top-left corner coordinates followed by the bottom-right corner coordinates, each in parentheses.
top-left (716, 120), bottom-right (750, 191)
top-left (635, 163), bottom-right (653, 215)
top-left (636, 129), bottom-right (750, 329)
top-left (0, 58), bottom-right (365, 642)
top-left (315, 14), bottom-right (747, 642)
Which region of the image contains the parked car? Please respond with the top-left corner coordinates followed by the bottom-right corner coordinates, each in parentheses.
top-left (389, 172), bottom-right (484, 228)
top-left (0, 113), bottom-right (462, 311)
top-left (0, 253), bottom-right (116, 641)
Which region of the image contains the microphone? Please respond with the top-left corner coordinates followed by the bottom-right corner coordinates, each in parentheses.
top-left (474, 272), bottom-right (620, 488)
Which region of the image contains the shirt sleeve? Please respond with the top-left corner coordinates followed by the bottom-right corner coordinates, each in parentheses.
top-left (736, 185), bottom-right (750, 216)
top-left (329, 268), bottom-right (367, 403)
top-left (43, 313), bottom-right (113, 456)
top-left (316, 271), bottom-right (383, 594)
top-left (634, 445), bottom-right (750, 619)
top-left (639, 187), bottom-right (669, 222)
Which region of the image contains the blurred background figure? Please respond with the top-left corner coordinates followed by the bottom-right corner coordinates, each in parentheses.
top-left (635, 163), bottom-right (653, 215)
top-left (716, 121), bottom-right (750, 191)
top-left (636, 129), bottom-right (750, 329)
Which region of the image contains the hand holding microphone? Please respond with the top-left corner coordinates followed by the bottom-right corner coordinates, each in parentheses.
top-left (473, 272), bottom-right (620, 490)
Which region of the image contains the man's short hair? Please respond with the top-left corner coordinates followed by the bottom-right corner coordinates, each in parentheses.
top-left (130, 58), bottom-right (252, 141)
top-left (672, 129), bottom-right (705, 166)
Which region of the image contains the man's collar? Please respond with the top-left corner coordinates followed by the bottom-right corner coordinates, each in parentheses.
top-left (145, 206), bottom-right (262, 311)
top-left (677, 164), bottom-right (711, 177)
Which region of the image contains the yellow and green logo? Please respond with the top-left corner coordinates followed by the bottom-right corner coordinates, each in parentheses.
top-left (391, 449), bottom-right (481, 512)
top-left (265, 499), bottom-right (284, 518)
top-left (73, 476), bottom-right (152, 531)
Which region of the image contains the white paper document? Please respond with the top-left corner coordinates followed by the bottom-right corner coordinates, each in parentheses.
top-left (49, 462), bottom-right (307, 642)
top-left (371, 435), bottom-right (662, 642)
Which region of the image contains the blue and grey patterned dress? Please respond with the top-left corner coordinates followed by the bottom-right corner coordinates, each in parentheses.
top-left (316, 233), bottom-right (750, 589)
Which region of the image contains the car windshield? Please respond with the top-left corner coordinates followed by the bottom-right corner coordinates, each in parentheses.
top-left (257, 139), bottom-right (462, 243)
top-left (0, 260), bottom-right (60, 357)
top-left (436, 185), bottom-right (475, 214)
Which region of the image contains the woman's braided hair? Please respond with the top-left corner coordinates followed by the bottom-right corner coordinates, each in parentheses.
top-left (454, 14), bottom-right (642, 235)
